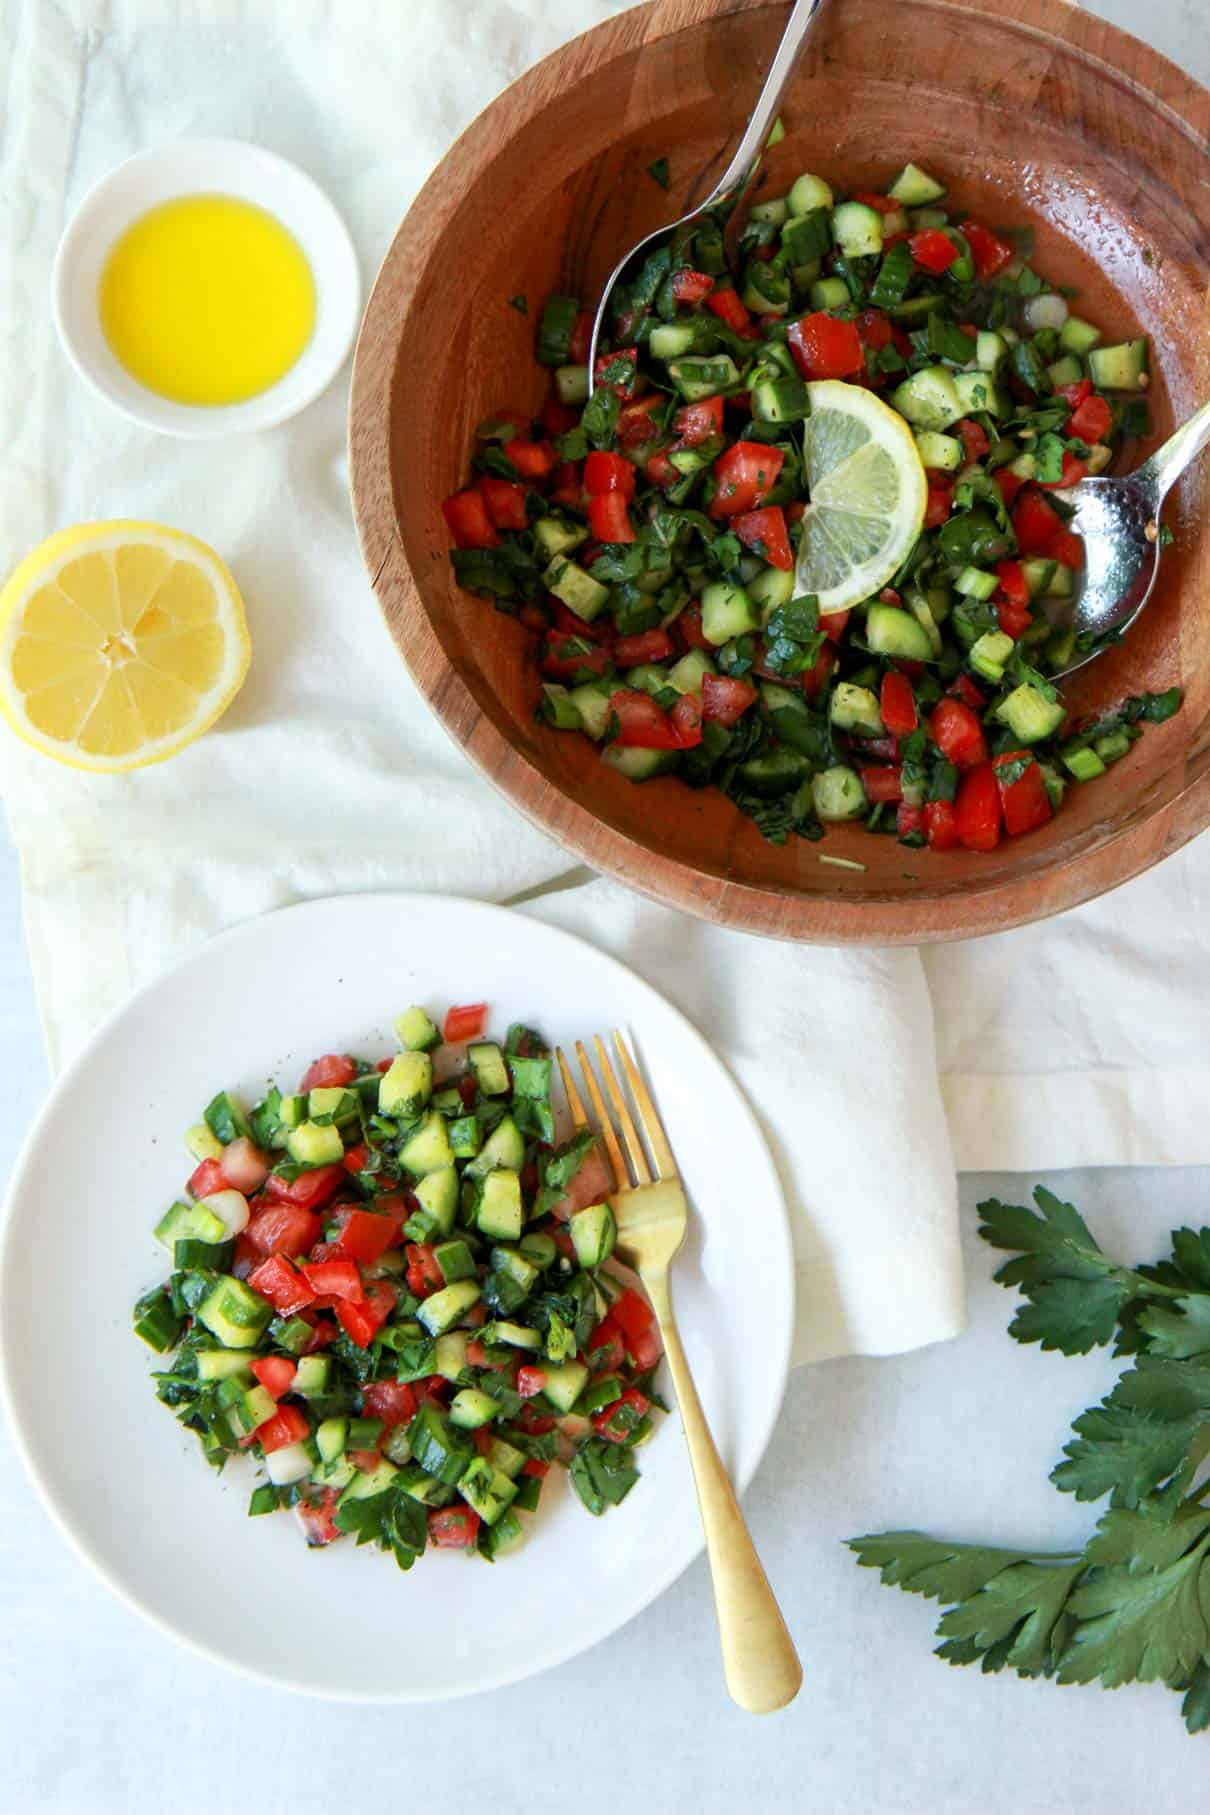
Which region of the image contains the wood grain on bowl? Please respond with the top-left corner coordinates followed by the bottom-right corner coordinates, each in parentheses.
top-left (350, 0), bottom-right (1210, 944)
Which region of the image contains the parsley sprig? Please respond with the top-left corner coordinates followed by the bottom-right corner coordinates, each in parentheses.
top-left (850, 1187), bottom-right (1210, 1733)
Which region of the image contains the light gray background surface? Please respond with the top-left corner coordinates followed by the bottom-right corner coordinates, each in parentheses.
top-left (3, 0), bottom-right (1208, 1807)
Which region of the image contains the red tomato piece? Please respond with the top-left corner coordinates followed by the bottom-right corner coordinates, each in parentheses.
top-left (1057, 379), bottom-right (1093, 410)
top-left (444, 1003), bottom-right (487, 1043)
top-left (188, 1156), bottom-right (227, 1200)
top-left (428, 1507), bottom-right (481, 1549)
top-left (924, 484), bottom-right (953, 528)
top-left (701, 672), bottom-right (758, 727)
top-left (333, 1209), bottom-right (400, 1265)
top-left (852, 190), bottom-right (898, 214)
top-left (671, 268), bottom-right (715, 304)
top-left (855, 308), bottom-right (893, 349)
top-left (995, 559), bottom-right (1030, 611)
top-left (540, 391), bottom-right (579, 437)
top-left (465, 1339), bottom-right (491, 1369)
top-left (245, 1201), bottom-right (323, 1259)
top-left (860, 765), bottom-right (904, 803)
top-left (614, 627), bottom-right (675, 667)
top-left (1011, 486), bottom-right (1067, 556)
top-left (609, 689), bottom-right (683, 749)
top-left (593, 346), bottom-right (640, 399)
top-left (675, 602), bottom-right (712, 650)
top-left (442, 488), bottom-right (499, 550)
top-left (801, 641), bottom-right (837, 700)
top-left (507, 440), bottom-right (558, 481)
top-left (478, 476), bottom-right (529, 532)
top-left (615, 394), bottom-right (666, 451)
top-left (708, 441), bottom-right (785, 519)
top-left (296, 1486), bottom-right (341, 1547)
top-left (540, 637), bottom-right (612, 682)
top-left (787, 312), bottom-right (864, 381)
top-left (908, 228), bottom-right (959, 274)
top-left (406, 1243), bottom-right (444, 1293)
top-left (568, 310), bottom-right (592, 364)
top-left (955, 762), bottom-right (1002, 850)
top-left (588, 491), bottom-right (635, 544)
top-left (517, 1403), bottom-right (557, 1435)
top-left (998, 601), bottom-right (1032, 640)
top-left (673, 395), bottom-right (724, 447)
top-left (610, 1289), bottom-right (656, 1344)
top-left (256, 1404), bottom-right (309, 1454)
top-left (880, 671), bottom-right (918, 738)
top-left (297, 1051), bottom-right (354, 1092)
top-left (516, 1365), bottom-right (548, 1399)
top-left (300, 1258), bottom-right (365, 1303)
top-left (733, 505), bottom-right (793, 571)
top-left (342, 1143), bottom-right (369, 1176)
top-left (947, 672), bottom-right (987, 712)
top-left (959, 220), bottom-right (1016, 280)
top-left (929, 697), bottom-right (989, 770)
top-left (362, 1379), bottom-right (417, 1429)
top-left (955, 418), bottom-right (990, 464)
top-left (522, 1457), bottom-right (550, 1479)
top-left (1068, 394), bottom-right (1113, 445)
top-left (593, 1386), bottom-right (651, 1444)
top-left (336, 1280), bottom-right (396, 1348)
top-left (669, 691), bottom-right (703, 749)
top-left (994, 468), bottom-right (1025, 508)
top-left (643, 447), bottom-right (678, 488)
top-left (549, 460), bottom-right (584, 508)
top-left (897, 802), bottom-right (924, 839)
top-left (1038, 451), bottom-right (1090, 490)
top-left (994, 751), bottom-right (1053, 837)
top-left (584, 450), bottom-right (637, 497)
top-left (819, 608), bottom-right (851, 641)
top-left (923, 798), bottom-right (960, 851)
top-left (301, 1316), bottom-right (338, 1353)
top-left (264, 1162), bottom-right (346, 1213)
top-left (250, 1356), bottom-right (297, 1400)
top-left (704, 287), bottom-right (754, 333)
top-left (1051, 529), bottom-right (1085, 570)
top-left (247, 1254), bottom-right (316, 1316)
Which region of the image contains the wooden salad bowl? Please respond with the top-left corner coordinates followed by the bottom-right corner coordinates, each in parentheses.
top-left (350, 0), bottom-right (1210, 944)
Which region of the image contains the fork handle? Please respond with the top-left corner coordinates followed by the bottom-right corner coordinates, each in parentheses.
top-left (643, 1268), bottom-right (802, 1714)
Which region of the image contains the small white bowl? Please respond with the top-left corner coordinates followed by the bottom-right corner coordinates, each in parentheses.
top-left (52, 138), bottom-right (361, 438)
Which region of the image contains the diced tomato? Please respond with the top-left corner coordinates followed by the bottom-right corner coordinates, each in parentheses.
top-left (787, 312), bottom-right (864, 381)
top-left (705, 287), bottom-right (754, 333)
top-left (588, 491), bottom-right (635, 544)
top-left (855, 307), bottom-right (893, 349)
top-left (959, 220), bottom-right (1015, 281)
top-left (264, 1162), bottom-right (346, 1213)
top-left (516, 1364), bottom-right (548, 1398)
top-left (897, 802), bottom-right (924, 839)
top-left (671, 268), bottom-right (715, 304)
top-left (335, 1280), bottom-right (396, 1348)
top-left (673, 394), bottom-right (725, 448)
top-left (609, 688), bottom-right (681, 749)
top-left (465, 1339), bottom-right (491, 1369)
top-left (245, 1200), bottom-right (323, 1258)
top-left (442, 488), bottom-right (499, 550)
top-left (995, 559), bottom-right (1030, 611)
top-left (540, 637), bottom-right (612, 682)
top-left (929, 697), bottom-right (988, 770)
top-left (522, 1457), bottom-right (550, 1479)
top-left (1039, 451), bottom-right (1090, 490)
top-left (188, 1156), bottom-right (228, 1200)
top-left (428, 1506), bottom-right (481, 1549)
top-left (593, 1386), bottom-right (651, 1443)
top-left (1068, 393), bottom-right (1113, 445)
top-left (709, 441), bottom-right (785, 519)
top-left (550, 600), bottom-right (610, 644)
top-left (568, 310), bottom-right (593, 364)
top-left (301, 1258), bottom-right (364, 1303)
top-left (255, 1403), bottom-right (309, 1454)
top-left (550, 460), bottom-right (584, 507)
top-left (347, 1447), bottom-right (382, 1472)
top-left (908, 228), bottom-right (959, 274)
top-left (584, 450), bottom-right (637, 497)
top-left (701, 672), bottom-right (758, 727)
top-left (853, 190), bottom-right (899, 214)
top-left (342, 1144), bottom-right (368, 1177)
top-left (818, 608), bottom-right (851, 642)
top-left (362, 1379), bottom-right (417, 1429)
top-left (540, 391), bottom-right (580, 437)
top-left (669, 691), bottom-right (703, 749)
top-left (444, 1003), bottom-right (487, 1043)
top-left (733, 504), bottom-right (793, 571)
top-left (675, 601), bottom-right (712, 649)
top-left (860, 765), bottom-right (904, 803)
top-left (923, 798), bottom-right (960, 850)
top-left (250, 1356), bottom-right (297, 1399)
top-left (302, 1315), bottom-right (338, 1353)
top-left (549, 1142), bottom-right (614, 1222)
top-left (994, 468), bottom-right (1025, 507)
top-left (880, 671), bottom-right (918, 737)
top-left (593, 346), bottom-right (640, 399)
top-left (1011, 486), bottom-right (1067, 556)
top-left (1057, 379), bottom-right (1092, 411)
top-left (947, 672), bottom-right (987, 712)
top-left (995, 750), bottom-right (1053, 837)
top-left (478, 475), bottom-right (530, 531)
top-left (955, 762), bottom-right (1002, 850)
top-left (610, 1290), bottom-right (656, 1345)
top-left (405, 1242), bottom-right (444, 1297)
top-left (507, 440), bottom-right (558, 482)
top-left (1051, 528), bottom-right (1085, 570)
top-left (456, 1074), bottom-right (479, 1110)
top-left (332, 1208), bottom-right (400, 1265)
top-left (296, 1486), bottom-right (341, 1547)
top-left (517, 1403), bottom-right (557, 1435)
top-left (247, 1254), bottom-right (316, 1315)
top-left (614, 627), bottom-right (675, 667)
top-left (212, 1136), bottom-right (268, 1195)
top-left (801, 641), bottom-right (837, 700)
top-left (955, 418), bottom-right (990, 464)
top-left (998, 601), bottom-right (1032, 640)
top-left (615, 393), bottom-right (666, 450)
top-left (924, 484), bottom-right (953, 528)
top-left (643, 447), bottom-right (678, 488)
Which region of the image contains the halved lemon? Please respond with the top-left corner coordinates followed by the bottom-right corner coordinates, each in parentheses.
top-left (0, 521), bottom-right (250, 772)
top-left (794, 381), bottom-right (928, 614)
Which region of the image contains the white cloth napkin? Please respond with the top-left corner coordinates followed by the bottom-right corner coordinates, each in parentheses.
top-left (0, 0), bottom-right (1204, 1372)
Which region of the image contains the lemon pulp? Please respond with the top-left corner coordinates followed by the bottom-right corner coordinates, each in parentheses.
top-left (99, 194), bottom-right (316, 406)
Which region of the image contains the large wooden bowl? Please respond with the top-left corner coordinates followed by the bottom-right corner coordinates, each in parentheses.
top-left (350, 0), bottom-right (1210, 943)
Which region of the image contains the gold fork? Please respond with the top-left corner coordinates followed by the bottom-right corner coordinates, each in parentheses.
top-left (556, 1031), bottom-right (802, 1714)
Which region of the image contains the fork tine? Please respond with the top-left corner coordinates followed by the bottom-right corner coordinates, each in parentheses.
top-left (593, 1035), bottom-right (653, 1186)
top-left (555, 1047), bottom-right (589, 1131)
top-left (574, 1041), bottom-right (627, 1187)
top-left (612, 1032), bottom-right (678, 1180)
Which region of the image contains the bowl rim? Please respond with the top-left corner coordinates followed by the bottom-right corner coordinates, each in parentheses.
top-left (53, 136), bottom-right (361, 439)
top-left (349, 0), bottom-right (1210, 946)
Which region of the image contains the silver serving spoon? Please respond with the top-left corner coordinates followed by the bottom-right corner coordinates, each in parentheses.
top-left (1047, 401), bottom-right (1210, 678)
top-left (587, 0), bottom-right (828, 388)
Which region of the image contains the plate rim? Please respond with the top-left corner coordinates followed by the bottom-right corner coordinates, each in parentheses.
top-left (0, 891), bottom-right (795, 1701)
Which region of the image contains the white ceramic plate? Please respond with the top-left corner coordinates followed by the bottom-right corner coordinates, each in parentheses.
top-left (0, 895), bottom-right (793, 1701)
top-left (52, 138), bottom-right (360, 437)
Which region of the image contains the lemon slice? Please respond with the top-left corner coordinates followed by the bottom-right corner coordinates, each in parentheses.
top-left (0, 521), bottom-right (250, 772)
top-left (794, 381), bottom-right (927, 614)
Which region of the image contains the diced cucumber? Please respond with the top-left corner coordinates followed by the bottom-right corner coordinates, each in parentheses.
top-left (449, 1389), bottom-right (501, 1430)
top-left (393, 1462), bottom-right (452, 1505)
top-left (1059, 315), bottom-right (1103, 356)
top-left (668, 354), bottom-right (740, 401)
top-left (555, 363), bottom-right (590, 405)
top-left (487, 1437), bottom-right (527, 1480)
top-left (294, 1355), bottom-right (331, 1398)
top-left (379, 1051), bottom-right (433, 1118)
top-left (541, 1360), bottom-right (590, 1414)
top-left (307, 1086), bottom-right (358, 1124)
top-left (888, 162), bottom-right (946, 206)
top-left (701, 581), bottom-right (758, 646)
top-left (266, 1442), bottom-right (312, 1487)
top-left (952, 370), bottom-right (1008, 418)
top-left (435, 1238), bottom-right (477, 1284)
top-left (647, 323), bottom-right (696, 365)
top-left (477, 1169), bottom-right (523, 1242)
top-left (395, 1004), bottom-right (441, 1054)
top-left (738, 749), bottom-right (810, 795)
top-left (458, 1458), bottom-right (518, 1527)
top-left (417, 1279), bottom-right (482, 1337)
top-left (287, 1120), bottom-right (344, 1166)
top-left (829, 681), bottom-right (884, 736)
top-left (532, 516), bottom-right (588, 562)
top-left (789, 172), bottom-right (834, 214)
top-left (751, 369), bottom-right (810, 423)
top-left (414, 1164), bottom-right (459, 1234)
top-left (155, 1199), bottom-right (227, 1248)
top-left (749, 195), bottom-right (789, 227)
top-left (602, 745), bottom-right (679, 782)
top-left (197, 1276), bottom-right (272, 1349)
top-left (184, 1123), bottom-right (223, 1162)
top-left (519, 1231), bottom-right (557, 1269)
top-left (809, 276), bottom-right (849, 311)
top-left (625, 663), bottom-right (668, 696)
top-left (316, 1416), bottom-right (348, 1464)
top-left (666, 649), bottom-right (716, 695)
top-left (1086, 445), bottom-right (1113, 475)
top-left (1046, 353), bottom-right (1084, 389)
top-left (968, 630), bottom-right (1014, 684)
top-left (1020, 557), bottom-right (1057, 598)
top-left (976, 330), bottom-right (1007, 373)
top-left (914, 430), bottom-right (963, 473)
top-left (449, 1113), bottom-right (482, 1159)
top-left (466, 1114), bottom-right (525, 1176)
top-left (1087, 338), bottom-right (1148, 392)
top-left (338, 1459), bottom-right (399, 1507)
top-left (204, 1090), bottom-right (251, 1145)
top-left (832, 200), bottom-right (883, 258)
top-left (568, 680), bottom-right (614, 741)
top-left (995, 682), bottom-right (1066, 744)
top-left (865, 604), bottom-right (935, 661)
top-left (545, 557), bottom-right (609, 622)
top-left (277, 1093), bottom-right (306, 1130)
top-left (1062, 744), bottom-right (1106, 781)
top-left (742, 260), bottom-right (790, 316)
top-left (399, 1110), bottom-right (455, 1177)
top-left (1095, 729), bottom-right (1133, 763)
top-left (954, 566), bottom-right (1000, 601)
top-left (467, 1041), bottom-right (509, 1098)
top-left (570, 1203), bottom-right (617, 1268)
top-left (492, 1246), bottom-right (540, 1295)
top-left (195, 1349), bottom-right (253, 1383)
top-left (892, 366), bottom-right (963, 430)
top-left (747, 564), bottom-right (796, 621)
top-left (483, 1319), bottom-right (543, 1350)
top-left (907, 592), bottom-right (943, 657)
top-left (812, 766), bottom-right (867, 821)
top-left (434, 1331), bottom-right (469, 1381)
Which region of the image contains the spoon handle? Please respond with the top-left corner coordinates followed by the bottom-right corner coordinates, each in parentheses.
top-left (1142, 398), bottom-right (1210, 501)
top-left (710, 0), bottom-right (827, 205)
